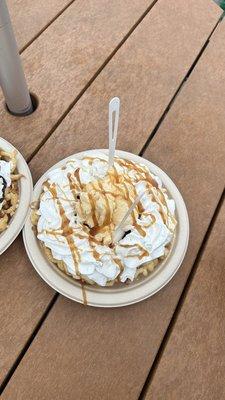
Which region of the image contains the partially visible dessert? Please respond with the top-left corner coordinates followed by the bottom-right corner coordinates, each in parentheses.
top-left (0, 149), bottom-right (21, 233)
top-left (31, 153), bottom-right (177, 286)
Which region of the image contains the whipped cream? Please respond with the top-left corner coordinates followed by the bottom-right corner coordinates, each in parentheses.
top-left (0, 160), bottom-right (11, 210)
top-left (37, 153), bottom-right (177, 286)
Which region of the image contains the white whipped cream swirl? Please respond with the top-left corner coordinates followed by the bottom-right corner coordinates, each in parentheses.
top-left (37, 153), bottom-right (176, 286)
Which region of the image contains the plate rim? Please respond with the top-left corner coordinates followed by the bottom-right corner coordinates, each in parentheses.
top-left (0, 137), bottom-right (33, 255)
top-left (23, 149), bottom-right (189, 307)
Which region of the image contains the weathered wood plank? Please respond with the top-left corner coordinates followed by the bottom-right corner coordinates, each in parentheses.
top-left (145, 199), bottom-right (225, 399)
top-left (0, 237), bottom-right (54, 385)
top-left (8, 0), bottom-right (74, 50)
top-left (28, 0), bottom-right (221, 181)
top-left (0, 0), bottom-right (155, 158)
top-left (1, 4), bottom-right (224, 400)
top-left (0, 0), bottom-right (159, 387)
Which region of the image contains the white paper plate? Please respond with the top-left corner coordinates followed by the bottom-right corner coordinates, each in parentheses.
top-left (0, 137), bottom-right (33, 255)
top-left (23, 150), bottom-right (189, 307)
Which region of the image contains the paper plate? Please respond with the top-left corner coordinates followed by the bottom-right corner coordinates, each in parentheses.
top-left (0, 137), bottom-right (33, 255)
top-left (23, 150), bottom-right (189, 307)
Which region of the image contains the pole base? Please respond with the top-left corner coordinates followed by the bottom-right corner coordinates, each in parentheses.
top-left (5, 92), bottom-right (38, 117)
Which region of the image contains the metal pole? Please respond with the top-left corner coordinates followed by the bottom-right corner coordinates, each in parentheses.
top-left (0, 0), bottom-right (33, 115)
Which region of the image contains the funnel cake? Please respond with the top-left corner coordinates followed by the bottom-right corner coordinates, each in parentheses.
top-left (31, 153), bottom-right (177, 287)
top-left (0, 149), bottom-right (21, 233)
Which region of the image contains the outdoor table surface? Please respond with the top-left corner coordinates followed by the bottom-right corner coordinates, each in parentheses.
top-left (0, 1), bottom-right (224, 399)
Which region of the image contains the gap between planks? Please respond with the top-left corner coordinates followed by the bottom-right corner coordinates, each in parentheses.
top-left (26, 0), bottom-right (159, 163)
top-left (138, 189), bottom-right (225, 400)
top-left (0, 293), bottom-right (59, 395)
top-left (0, 3), bottom-right (223, 397)
top-left (139, 12), bottom-right (223, 156)
top-left (26, 7), bottom-right (223, 165)
top-left (0, 1), bottom-right (159, 394)
top-left (19, 0), bottom-right (77, 54)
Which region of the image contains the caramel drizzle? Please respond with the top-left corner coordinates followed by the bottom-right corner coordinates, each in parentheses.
top-left (42, 157), bottom-right (170, 282)
top-left (144, 213), bottom-right (156, 228)
top-left (98, 181), bottom-right (111, 226)
top-left (59, 185), bottom-right (72, 203)
top-left (83, 157), bottom-right (96, 165)
top-left (121, 180), bottom-right (147, 238)
top-left (116, 158), bottom-right (158, 188)
top-left (68, 172), bottom-right (79, 199)
top-left (42, 230), bottom-right (64, 243)
top-left (85, 181), bottom-right (113, 240)
top-left (81, 281), bottom-right (87, 306)
top-left (119, 243), bottom-right (149, 259)
top-left (83, 164), bottom-right (148, 238)
top-left (72, 161), bottom-right (148, 260)
top-left (108, 165), bottom-right (120, 184)
top-left (88, 237), bottom-right (101, 261)
top-left (87, 192), bottom-right (98, 226)
top-left (117, 162), bottom-right (169, 231)
top-left (44, 181), bottom-right (90, 304)
top-left (74, 168), bottom-right (82, 189)
top-left (157, 189), bottom-right (177, 230)
top-left (133, 223), bottom-right (146, 237)
top-left (150, 187), bottom-right (168, 224)
top-left (137, 200), bottom-right (145, 214)
top-left (114, 259), bottom-right (124, 271)
top-left (44, 182), bottom-right (80, 277)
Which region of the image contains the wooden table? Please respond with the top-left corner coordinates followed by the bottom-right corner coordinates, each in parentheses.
top-left (0, 1), bottom-right (224, 398)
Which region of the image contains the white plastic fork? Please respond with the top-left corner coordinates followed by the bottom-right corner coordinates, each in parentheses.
top-left (108, 97), bottom-right (120, 170)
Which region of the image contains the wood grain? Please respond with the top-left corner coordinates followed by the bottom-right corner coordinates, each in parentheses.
top-left (0, 0), bottom-right (155, 159)
top-left (145, 199), bottom-right (225, 399)
top-left (8, 0), bottom-right (74, 50)
top-left (0, 0), bottom-right (155, 386)
top-left (0, 237), bottom-right (53, 385)
top-left (1, 6), bottom-right (225, 400)
top-left (28, 0), bottom-right (221, 181)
